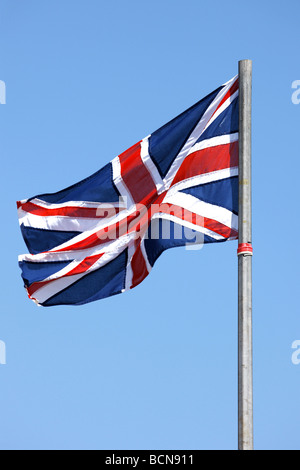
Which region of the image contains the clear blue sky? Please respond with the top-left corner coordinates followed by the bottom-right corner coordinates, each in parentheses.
top-left (0, 0), bottom-right (299, 450)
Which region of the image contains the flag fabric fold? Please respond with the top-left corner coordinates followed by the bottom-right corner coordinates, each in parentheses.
top-left (17, 75), bottom-right (239, 306)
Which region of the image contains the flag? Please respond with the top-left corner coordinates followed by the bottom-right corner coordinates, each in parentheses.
top-left (17, 75), bottom-right (239, 306)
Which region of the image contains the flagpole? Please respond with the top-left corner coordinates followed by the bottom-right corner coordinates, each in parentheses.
top-left (238, 59), bottom-right (253, 450)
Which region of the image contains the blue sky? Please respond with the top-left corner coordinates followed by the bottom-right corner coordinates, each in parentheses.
top-left (0, 0), bottom-right (299, 450)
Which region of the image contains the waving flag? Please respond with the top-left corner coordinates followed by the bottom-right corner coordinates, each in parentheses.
top-left (17, 75), bottom-right (239, 306)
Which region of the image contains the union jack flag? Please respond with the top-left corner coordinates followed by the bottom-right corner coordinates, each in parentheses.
top-left (17, 75), bottom-right (239, 306)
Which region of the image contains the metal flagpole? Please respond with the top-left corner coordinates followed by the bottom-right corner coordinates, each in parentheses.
top-left (238, 59), bottom-right (253, 450)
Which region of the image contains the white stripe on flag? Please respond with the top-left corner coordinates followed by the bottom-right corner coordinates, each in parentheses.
top-left (151, 212), bottom-right (225, 241)
top-left (162, 76), bottom-right (238, 190)
top-left (166, 167), bottom-right (238, 199)
top-left (163, 191), bottom-right (238, 231)
top-left (140, 136), bottom-right (165, 194)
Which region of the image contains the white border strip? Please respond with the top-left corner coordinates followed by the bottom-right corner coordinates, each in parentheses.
top-left (140, 136), bottom-right (165, 194)
top-left (112, 156), bottom-right (135, 209)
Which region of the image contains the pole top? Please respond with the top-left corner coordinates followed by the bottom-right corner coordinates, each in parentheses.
top-left (239, 60), bottom-right (253, 75)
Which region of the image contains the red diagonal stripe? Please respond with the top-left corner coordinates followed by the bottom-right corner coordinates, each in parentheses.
top-left (171, 141), bottom-right (238, 187)
top-left (204, 79), bottom-right (239, 131)
top-left (217, 78), bottom-right (239, 110)
top-left (27, 253), bottom-right (104, 297)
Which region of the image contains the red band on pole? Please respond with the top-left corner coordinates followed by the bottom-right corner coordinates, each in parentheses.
top-left (237, 243), bottom-right (253, 256)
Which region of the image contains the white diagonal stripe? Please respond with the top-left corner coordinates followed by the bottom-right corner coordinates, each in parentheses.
top-left (28, 232), bottom-right (139, 304)
top-left (166, 167), bottom-right (238, 198)
top-left (202, 90), bottom-right (239, 133)
top-left (163, 76), bottom-right (238, 190)
top-left (151, 212), bottom-right (224, 241)
top-left (163, 191), bottom-right (238, 231)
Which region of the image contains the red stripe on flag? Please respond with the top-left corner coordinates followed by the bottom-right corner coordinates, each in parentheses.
top-left (171, 141), bottom-right (238, 186)
top-left (217, 78), bottom-right (239, 110)
top-left (130, 241), bottom-right (149, 288)
top-left (204, 217), bottom-right (238, 239)
top-left (27, 253), bottom-right (104, 297)
top-left (18, 201), bottom-right (120, 219)
top-left (118, 141), bottom-right (158, 205)
top-left (204, 79), bottom-right (239, 129)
